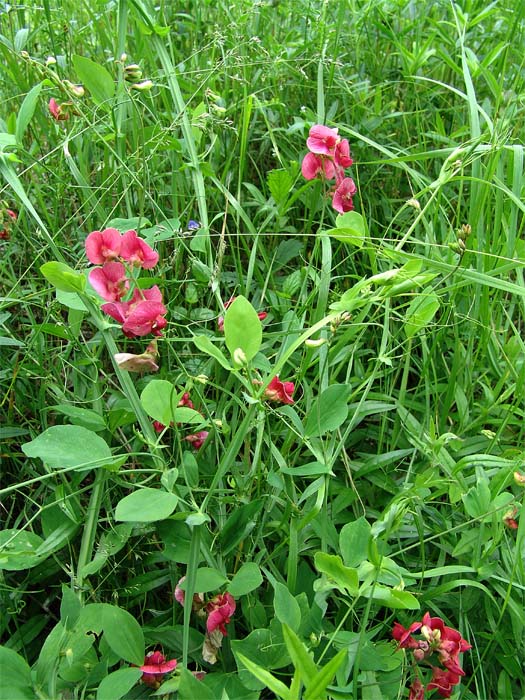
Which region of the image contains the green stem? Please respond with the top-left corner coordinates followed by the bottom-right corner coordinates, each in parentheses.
top-left (76, 469), bottom-right (107, 601)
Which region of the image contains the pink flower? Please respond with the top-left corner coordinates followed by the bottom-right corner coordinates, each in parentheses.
top-left (306, 124), bottom-right (339, 155)
top-left (120, 229), bottom-right (159, 269)
top-left (426, 667), bottom-right (461, 698)
top-left (153, 420), bottom-right (168, 433)
top-left (301, 152), bottom-right (336, 181)
top-left (89, 261), bottom-right (129, 301)
top-left (173, 576), bottom-right (205, 609)
top-left (217, 296), bottom-right (267, 332)
top-left (85, 228), bottom-right (122, 264)
top-left (334, 139), bottom-right (353, 168)
top-left (102, 286), bottom-right (167, 337)
top-left (139, 651), bottom-right (177, 689)
top-left (0, 209), bottom-right (17, 241)
top-left (264, 376), bottom-right (295, 405)
top-left (49, 98), bottom-right (69, 121)
top-left (184, 431), bottom-right (209, 450)
top-left (206, 592), bottom-right (236, 636)
top-left (332, 177), bottom-right (357, 213)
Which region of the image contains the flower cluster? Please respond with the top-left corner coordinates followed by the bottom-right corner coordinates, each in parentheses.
top-left (393, 612), bottom-right (471, 698)
top-left (174, 579), bottom-right (236, 664)
top-left (0, 206), bottom-right (17, 241)
top-left (85, 228), bottom-right (167, 338)
top-left (301, 124), bottom-right (357, 213)
top-left (139, 650), bottom-right (177, 689)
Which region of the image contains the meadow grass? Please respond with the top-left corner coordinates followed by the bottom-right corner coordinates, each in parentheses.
top-left (1, 0), bottom-right (524, 698)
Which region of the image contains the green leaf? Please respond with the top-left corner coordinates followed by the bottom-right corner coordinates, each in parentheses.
top-left (304, 384), bottom-right (352, 437)
top-left (267, 168), bottom-right (293, 209)
top-left (179, 567), bottom-right (227, 593)
top-left (60, 586), bottom-right (82, 630)
top-left (404, 288), bottom-right (440, 338)
top-left (21, 425), bottom-right (112, 471)
top-left (228, 562), bottom-right (263, 597)
top-left (193, 335), bottom-right (233, 370)
top-left (363, 585), bottom-right (420, 610)
top-left (72, 55), bottom-right (115, 106)
top-left (40, 261), bottom-right (86, 293)
top-left (115, 488), bottom-right (178, 523)
top-left (140, 379), bottom-right (179, 425)
top-left (314, 552), bottom-right (359, 596)
top-left (177, 668), bottom-right (216, 700)
top-left (16, 82), bottom-right (43, 143)
top-left (51, 405), bottom-right (106, 432)
top-left (236, 653), bottom-right (291, 700)
top-left (326, 211), bottom-right (366, 247)
top-left (96, 668), bottom-right (142, 700)
top-left (340, 517), bottom-right (372, 568)
top-left (273, 582), bottom-right (301, 632)
top-left (56, 289), bottom-right (88, 311)
top-left (106, 216), bottom-right (151, 232)
top-left (0, 646), bottom-right (34, 699)
top-left (219, 499), bottom-right (264, 556)
top-left (101, 605), bottom-right (144, 665)
top-left (282, 624), bottom-right (317, 685)
top-left (223, 296), bottom-right (262, 366)
top-left (304, 649), bottom-right (348, 700)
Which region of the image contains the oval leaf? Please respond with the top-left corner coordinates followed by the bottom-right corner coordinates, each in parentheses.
top-left (22, 425), bottom-right (112, 470)
top-left (273, 582), bottom-right (301, 632)
top-left (96, 668), bottom-right (142, 700)
top-left (304, 384), bottom-right (352, 437)
top-left (101, 605), bottom-right (144, 665)
top-left (228, 562), bottom-right (263, 597)
top-left (73, 55), bottom-right (115, 106)
top-left (314, 552), bottom-right (359, 596)
top-left (41, 261), bottom-right (86, 293)
top-left (140, 379), bottom-right (179, 425)
top-left (326, 211), bottom-right (365, 247)
top-left (115, 488), bottom-right (178, 523)
top-left (223, 296), bottom-right (262, 366)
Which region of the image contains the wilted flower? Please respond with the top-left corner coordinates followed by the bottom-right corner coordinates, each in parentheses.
top-left (114, 341), bottom-right (159, 373)
top-left (513, 471), bottom-right (525, 487)
top-left (503, 506), bottom-right (519, 530)
top-left (49, 98), bottom-right (70, 121)
top-left (426, 667), bottom-right (462, 698)
top-left (0, 207), bottom-right (16, 240)
top-left (184, 431), bottom-right (209, 450)
top-left (139, 651), bottom-right (177, 689)
top-left (173, 576), bottom-right (205, 609)
top-left (206, 592), bottom-right (236, 636)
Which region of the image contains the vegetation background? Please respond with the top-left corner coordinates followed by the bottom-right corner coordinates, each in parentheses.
top-left (0, 0), bottom-right (524, 698)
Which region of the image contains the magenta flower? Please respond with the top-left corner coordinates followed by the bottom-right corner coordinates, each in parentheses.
top-left (301, 152), bottom-right (336, 181)
top-left (264, 376), bottom-right (295, 405)
top-left (184, 431), bottom-right (209, 450)
top-left (306, 124), bottom-right (339, 155)
top-left (49, 98), bottom-right (69, 121)
top-left (85, 228), bottom-right (122, 265)
top-left (102, 286), bottom-right (167, 338)
top-left (332, 177), bottom-right (357, 213)
top-left (120, 229), bottom-right (159, 269)
top-left (173, 576), bottom-right (205, 609)
top-left (89, 261), bottom-right (129, 301)
top-left (334, 138), bottom-right (353, 168)
top-left (139, 651), bottom-right (177, 689)
top-left (206, 592), bottom-right (236, 636)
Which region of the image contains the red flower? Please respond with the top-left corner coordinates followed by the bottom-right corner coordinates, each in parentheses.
top-left (49, 98), bottom-right (70, 121)
top-left (184, 431), bottom-right (209, 450)
top-left (0, 208), bottom-right (17, 240)
top-left (102, 286), bottom-right (167, 338)
top-left (334, 138), bottom-right (353, 168)
top-left (120, 229), bottom-right (159, 269)
top-left (426, 667), bottom-right (461, 698)
top-left (392, 621), bottom-right (422, 649)
top-left (264, 376), bottom-right (295, 405)
top-left (306, 124), bottom-right (339, 155)
top-left (85, 228), bottom-right (122, 265)
top-left (89, 261), bottom-right (129, 301)
top-left (332, 177), bottom-right (357, 213)
top-left (139, 651), bottom-right (177, 688)
top-left (301, 152), bottom-right (336, 181)
top-left (408, 678), bottom-right (425, 700)
top-left (206, 592), bottom-right (236, 636)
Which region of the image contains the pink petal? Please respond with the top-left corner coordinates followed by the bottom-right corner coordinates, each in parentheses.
top-left (306, 124), bottom-right (339, 155)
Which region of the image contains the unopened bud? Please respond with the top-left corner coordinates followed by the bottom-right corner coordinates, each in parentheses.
top-left (407, 198), bottom-right (421, 211)
top-left (233, 348), bottom-right (247, 366)
top-left (129, 79), bottom-right (153, 91)
top-left (305, 338), bottom-right (326, 348)
top-left (194, 374), bottom-right (208, 384)
top-left (513, 471), bottom-right (525, 487)
top-left (120, 53), bottom-right (128, 62)
top-left (64, 80), bottom-right (85, 97)
top-left (46, 55), bottom-right (57, 66)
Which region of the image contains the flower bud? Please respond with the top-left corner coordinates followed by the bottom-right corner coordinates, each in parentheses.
top-left (64, 80), bottom-right (85, 97)
top-left (513, 471), bottom-right (525, 487)
top-left (233, 348), bottom-right (247, 366)
top-left (46, 55), bottom-right (57, 66)
top-left (129, 80), bottom-right (153, 91)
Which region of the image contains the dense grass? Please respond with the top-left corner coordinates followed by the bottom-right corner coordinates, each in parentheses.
top-left (1, 0), bottom-right (524, 698)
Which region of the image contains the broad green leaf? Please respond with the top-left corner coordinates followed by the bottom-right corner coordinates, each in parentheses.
top-left (340, 517), bottom-right (372, 568)
top-left (267, 168), bottom-right (293, 209)
top-left (106, 216), bottom-right (151, 232)
top-left (16, 82), bottom-right (43, 143)
top-left (326, 211), bottom-right (365, 247)
top-left (219, 499), bottom-right (264, 556)
top-left (172, 406), bottom-right (207, 425)
top-left (51, 405), bottom-right (106, 432)
top-left (0, 646), bottom-right (34, 699)
top-left (0, 530), bottom-right (46, 572)
top-left (404, 288), bottom-right (440, 338)
top-left (304, 384), bottom-right (352, 437)
top-left (60, 586), bottom-right (82, 630)
top-left (223, 296), bottom-right (262, 366)
top-left (41, 261), bottom-right (86, 293)
top-left (72, 55), bottom-right (115, 106)
top-left (101, 605), bottom-right (144, 665)
top-left (140, 379), bottom-right (179, 425)
top-left (363, 585), bottom-right (420, 610)
top-left (21, 425), bottom-right (112, 471)
top-left (193, 335), bottom-right (233, 370)
top-left (314, 552), bottom-right (359, 596)
top-left (179, 567), bottom-right (227, 593)
top-left (96, 668), bottom-right (142, 700)
top-left (115, 488), bottom-right (178, 523)
top-left (56, 289), bottom-right (87, 311)
top-left (273, 582), bottom-right (301, 632)
top-left (228, 562), bottom-right (263, 597)
top-left (177, 668), bottom-right (216, 700)
top-left (236, 653), bottom-right (291, 700)
top-left (282, 624), bottom-right (317, 685)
